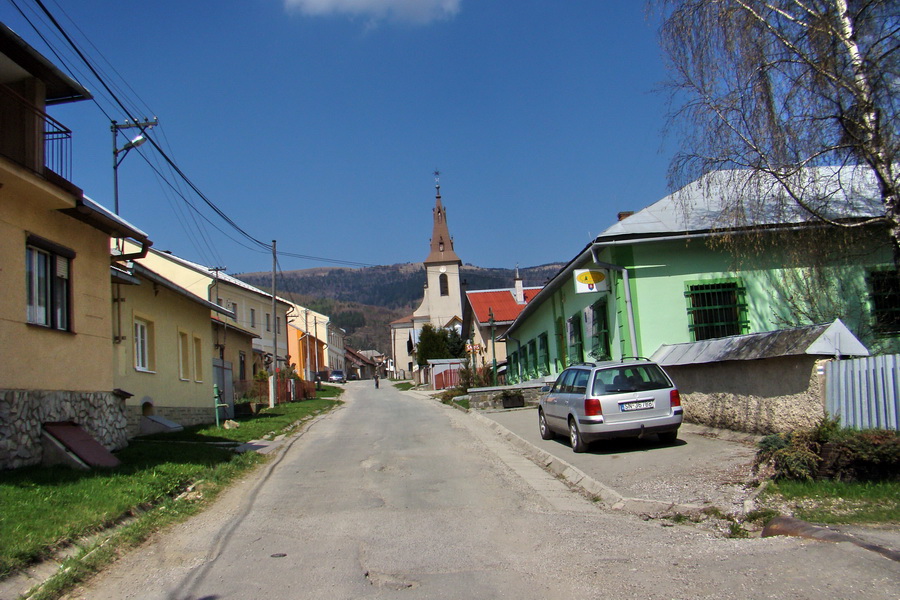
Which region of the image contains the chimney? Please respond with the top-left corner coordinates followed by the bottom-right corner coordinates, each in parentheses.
top-left (617, 211), bottom-right (634, 221)
top-left (514, 265), bottom-right (525, 304)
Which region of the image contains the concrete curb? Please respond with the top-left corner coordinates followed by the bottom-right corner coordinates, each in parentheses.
top-left (467, 410), bottom-right (708, 517)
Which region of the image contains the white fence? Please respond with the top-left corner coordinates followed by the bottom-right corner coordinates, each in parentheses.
top-left (825, 354), bottom-right (900, 430)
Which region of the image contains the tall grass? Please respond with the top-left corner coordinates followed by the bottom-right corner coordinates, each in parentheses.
top-left (762, 480), bottom-right (900, 524)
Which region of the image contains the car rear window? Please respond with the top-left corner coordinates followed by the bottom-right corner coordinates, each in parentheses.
top-left (592, 365), bottom-right (672, 395)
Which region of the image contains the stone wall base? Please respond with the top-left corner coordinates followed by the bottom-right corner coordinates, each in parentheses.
top-left (665, 356), bottom-right (827, 435)
top-left (125, 405), bottom-right (216, 438)
top-left (0, 389), bottom-right (128, 470)
top-left (467, 384), bottom-right (546, 410)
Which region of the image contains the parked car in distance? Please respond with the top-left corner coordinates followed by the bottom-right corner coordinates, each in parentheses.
top-left (538, 359), bottom-right (682, 453)
top-left (328, 370), bottom-right (346, 383)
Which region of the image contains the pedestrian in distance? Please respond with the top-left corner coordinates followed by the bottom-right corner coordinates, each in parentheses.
top-left (374, 374), bottom-right (380, 389)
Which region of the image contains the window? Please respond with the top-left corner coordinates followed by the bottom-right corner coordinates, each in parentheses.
top-left (590, 299), bottom-right (611, 360)
top-left (508, 351), bottom-right (519, 383)
top-left (276, 316), bottom-right (282, 334)
top-left (134, 318), bottom-right (154, 371)
top-left (685, 279), bottom-right (748, 341)
top-left (193, 336), bottom-right (203, 381)
top-left (231, 302), bottom-right (239, 323)
top-left (250, 308), bottom-right (257, 328)
top-left (527, 339), bottom-right (537, 378)
top-left (439, 273), bottom-right (449, 296)
top-left (26, 238), bottom-right (72, 331)
top-left (567, 315), bottom-right (584, 365)
top-left (239, 351), bottom-right (247, 381)
top-left (179, 331), bottom-right (190, 380)
top-left (538, 333), bottom-right (550, 375)
top-left (870, 270), bottom-right (900, 334)
top-left (265, 313), bottom-right (271, 332)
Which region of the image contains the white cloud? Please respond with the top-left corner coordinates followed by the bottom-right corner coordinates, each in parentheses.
top-left (285, 0), bottom-right (461, 24)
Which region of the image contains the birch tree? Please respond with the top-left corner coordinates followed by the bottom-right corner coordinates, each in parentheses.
top-left (657, 0), bottom-right (899, 255)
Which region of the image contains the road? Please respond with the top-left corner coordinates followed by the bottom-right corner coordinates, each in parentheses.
top-left (64, 382), bottom-right (899, 600)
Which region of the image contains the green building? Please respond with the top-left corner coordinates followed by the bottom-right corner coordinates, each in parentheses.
top-left (505, 166), bottom-right (897, 384)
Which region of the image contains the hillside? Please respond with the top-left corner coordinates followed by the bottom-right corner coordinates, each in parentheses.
top-left (235, 263), bottom-right (563, 353)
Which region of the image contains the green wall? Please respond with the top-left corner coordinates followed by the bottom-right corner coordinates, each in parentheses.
top-left (506, 231), bottom-right (897, 384)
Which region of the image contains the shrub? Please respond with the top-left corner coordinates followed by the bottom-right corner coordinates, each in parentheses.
top-left (756, 418), bottom-right (900, 482)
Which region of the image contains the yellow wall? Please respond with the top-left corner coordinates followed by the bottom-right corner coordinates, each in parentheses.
top-left (0, 158), bottom-right (114, 392)
top-left (113, 272), bottom-right (214, 411)
top-left (212, 319), bottom-right (255, 382)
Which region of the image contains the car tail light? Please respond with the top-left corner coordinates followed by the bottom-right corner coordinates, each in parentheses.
top-left (584, 398), bottom-right (602, 416)
top-left (670, 389), bottom-right (681, 407)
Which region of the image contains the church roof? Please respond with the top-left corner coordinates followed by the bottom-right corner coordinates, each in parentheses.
top-left (424, 186), bottom-right (461, 264)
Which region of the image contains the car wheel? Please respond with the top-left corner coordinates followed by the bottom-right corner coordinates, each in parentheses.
top-left (658, 430), bottom-right (678, 444)
top-left (539, 409), bottom-right (554, 440)
top-left (569, 418), bottom-right (588, 453)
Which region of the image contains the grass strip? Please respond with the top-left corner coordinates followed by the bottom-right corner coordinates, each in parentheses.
top-left (761, 480), bottom-right (900, 524)
top-left (392, 382), bottom-right (414, 391)
top-left (0, 391), bottom-right (342, 588)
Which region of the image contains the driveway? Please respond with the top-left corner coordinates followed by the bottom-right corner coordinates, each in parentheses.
top-left (475, 405), bottom-right (760, 515)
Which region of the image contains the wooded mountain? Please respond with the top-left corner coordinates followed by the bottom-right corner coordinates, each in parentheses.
top-left (236, 263), bottom-right (563, 354)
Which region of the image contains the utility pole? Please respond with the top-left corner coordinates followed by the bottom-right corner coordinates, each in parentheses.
top-left (271, 240), bottom-right (277, 374)
top-left (489, 307), bottom-right (497, 386)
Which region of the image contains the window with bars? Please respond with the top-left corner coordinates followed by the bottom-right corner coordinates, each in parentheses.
top-left (685, 280), bottom-right (748, 341)
top-left (869, 270), bottom-right (900, 335)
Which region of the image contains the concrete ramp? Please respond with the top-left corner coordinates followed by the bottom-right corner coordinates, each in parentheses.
top-left (42, 422), bottom-right (121, 468)
top-left (140, 415), bottom-right (184, 436)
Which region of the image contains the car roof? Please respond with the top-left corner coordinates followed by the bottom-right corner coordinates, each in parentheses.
top-left (567, 358), bottom-right (656, 370)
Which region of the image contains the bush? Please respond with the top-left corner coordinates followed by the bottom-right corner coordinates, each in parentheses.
top-left (756, 418), bottom-right (900, 482)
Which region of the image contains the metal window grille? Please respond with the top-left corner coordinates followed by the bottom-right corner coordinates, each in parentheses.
top-left (685, 281), bottom-right (748, 341)
top-left (869, 271), bottom-right (900, 335)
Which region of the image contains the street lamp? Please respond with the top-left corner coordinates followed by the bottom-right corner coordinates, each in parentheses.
top-left (112, 118), bottom-right (157, 215)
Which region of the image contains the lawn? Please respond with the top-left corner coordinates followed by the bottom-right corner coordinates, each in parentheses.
top-left (760, 479), bottom-right (900, 525)
top-left (392, 381), bottom-right (414, 391)
top-left (0, 392), bottom-right (342, 583)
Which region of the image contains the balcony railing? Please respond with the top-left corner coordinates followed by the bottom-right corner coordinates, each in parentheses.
top-left (0, 83), bottom-right (73, 183)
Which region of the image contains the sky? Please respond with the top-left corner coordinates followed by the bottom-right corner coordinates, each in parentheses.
top-left (5, 0), bottom-right (676, 275)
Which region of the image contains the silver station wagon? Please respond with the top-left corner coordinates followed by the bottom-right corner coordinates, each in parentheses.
top-left (538, 359), bottom-right (683, 452)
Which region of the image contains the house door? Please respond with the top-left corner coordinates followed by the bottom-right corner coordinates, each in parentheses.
top-left (213, 358), bottom-right (235, 419)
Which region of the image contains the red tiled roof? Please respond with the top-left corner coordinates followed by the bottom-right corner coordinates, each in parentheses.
top-left (466, 287), bottom-right (541, 324)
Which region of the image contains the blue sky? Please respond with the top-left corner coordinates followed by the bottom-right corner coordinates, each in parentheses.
top-left (6, 0), bottom-right (675, 274)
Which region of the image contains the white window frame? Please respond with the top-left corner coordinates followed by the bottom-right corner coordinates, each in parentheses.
top-left (135, 318), bottom-right (153, 372)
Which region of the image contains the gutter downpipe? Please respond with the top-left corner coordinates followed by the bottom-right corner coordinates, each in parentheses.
top-left (590, 245), bottom-right (638, 358)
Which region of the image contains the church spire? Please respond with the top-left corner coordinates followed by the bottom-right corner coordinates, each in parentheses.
top-left (424, 170), bottom-right (461, 265)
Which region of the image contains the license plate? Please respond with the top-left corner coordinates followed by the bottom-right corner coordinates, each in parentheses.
top-left (621, 400), bottom-right (654, 412)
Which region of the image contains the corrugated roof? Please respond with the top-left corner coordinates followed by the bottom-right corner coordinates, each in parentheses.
top-left (651, 319), bottom-right (869, 366)
top-left (466, 287), bottom-right (541, 324)
top-left (600, 166), bottom-right (883, 241)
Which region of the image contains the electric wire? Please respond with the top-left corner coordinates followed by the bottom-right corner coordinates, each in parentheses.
top-left (19, 0), bottom-right (383, 270)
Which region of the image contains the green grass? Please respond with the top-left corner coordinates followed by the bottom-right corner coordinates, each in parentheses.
top-left (453, 397), bottom-right (470, 410)
top-left (0, 390), bottom-right (342, 586)
top-left (761, 479), bottom-right (900, 524)
top-left (393, 381), bottom-right (414, 391)
top-left (136, 396), bottom-right (341, 444)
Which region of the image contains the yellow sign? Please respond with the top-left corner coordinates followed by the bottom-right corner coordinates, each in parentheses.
top-left (574, 269), bottom-right (609, 293)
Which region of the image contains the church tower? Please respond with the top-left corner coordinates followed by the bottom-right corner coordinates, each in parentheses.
top-left (413, 174), bottom-right (463, 329)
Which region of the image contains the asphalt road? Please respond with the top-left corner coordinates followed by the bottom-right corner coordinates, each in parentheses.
top-left (62, 382), bottom-right (899, 600)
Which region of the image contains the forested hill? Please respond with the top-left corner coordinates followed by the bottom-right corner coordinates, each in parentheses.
top-left (236, 263), bottom-right (564, 311)
top-left (234, 263), bottom-right (564, 354)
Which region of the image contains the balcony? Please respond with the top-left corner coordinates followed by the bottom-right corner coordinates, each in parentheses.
top-left (0, 83), bottom-right (76, 191)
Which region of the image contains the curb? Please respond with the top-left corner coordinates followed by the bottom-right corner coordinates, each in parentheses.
top-left (467, 410), bottom-right (708, 517)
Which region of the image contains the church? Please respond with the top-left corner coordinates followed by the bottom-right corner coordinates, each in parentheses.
top-left (390, 178), bottom-right (464, 380)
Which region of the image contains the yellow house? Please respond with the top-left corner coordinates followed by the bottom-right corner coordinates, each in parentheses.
top-left (0, 24), bottom-right (150, 468)
top-left (286, 302), bottom-right (330, 380)
top-left (113, 263), bottom-right (236, 436)
top-left (124, 243), bottom-right (289, 385)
